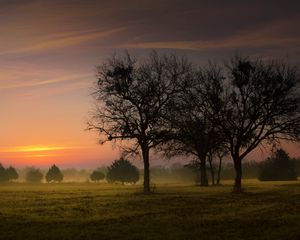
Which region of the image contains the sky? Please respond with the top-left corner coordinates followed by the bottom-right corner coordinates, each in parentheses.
top-left (0, 0), bottom-right (300, 168)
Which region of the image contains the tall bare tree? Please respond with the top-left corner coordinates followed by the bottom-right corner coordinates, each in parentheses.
top-left (87, 52), bottom-right (191, 193)
top-left (207, 55), bottom-right (300, 192)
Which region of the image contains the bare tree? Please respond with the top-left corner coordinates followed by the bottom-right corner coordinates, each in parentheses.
top-left (216, 149), bottom-right (227, 185)
top-left (207, 151), bottom-right (215, 185)
top-left (164, 64), bottom-right (226, 186)
top-left (87, 52), bottom-right (191, 193)
top-left (208, 55), bottom-right (300, 192)
top-left (206, 146), bottom-right (228, 185)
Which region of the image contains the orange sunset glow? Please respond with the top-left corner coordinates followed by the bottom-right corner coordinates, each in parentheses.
top-left (1, 1), bottom-right (300, 169)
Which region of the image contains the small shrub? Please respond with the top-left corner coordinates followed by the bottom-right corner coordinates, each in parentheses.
top-left (106, 157), bottom-right (139, 184)
top-left (6, 166), bottom-right (19, 181)
top-left (46, 164), bottom-right (63, 183)
top-left (90, 169), bottom-right (105, 182)
top-left (26, 168), bottom-right (43, 183)
top-left (0, 164), bottom-right (19, 182)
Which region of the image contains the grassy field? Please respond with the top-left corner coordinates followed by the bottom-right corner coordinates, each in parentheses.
top-left (0, 179), bottom-right (299, 240)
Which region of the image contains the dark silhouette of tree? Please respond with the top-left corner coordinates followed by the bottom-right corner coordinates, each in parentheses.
top-left (207, 151), bottom-right (216, 185)
top-left (208, 55), bottom-right (300, 192)
top-left (25, 168), bottom-right (43, 183)
top-left (90, 169), bottom-right (105, 182)
top-left (5, 166), bottom-right (18, 181)
top-left (184, 146), bottom-right (227, 186)
top-left (215, 150), bottom-right (227, 185)
top-left (259, 149), bottom-right (298, 181)
top-left (88, 51), bottom-right (190, 193)
top-left (0, 165), bottom-right (18, 182)
top-left (206, 145), bottom-right (228, 185)
top-left (46, 164), bottom-right (63, 183)
top-left (165, 64), bottom-right (226, 186)
top-left (0, 164), bottom-right (7, 182)
top-left (106, 157), bottom-right (139, 184)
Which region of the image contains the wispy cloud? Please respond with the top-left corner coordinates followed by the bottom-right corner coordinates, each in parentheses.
top-left (122, 37), bottom-right (300, 51)
top-left (121, 17), bottom-right (300, 52)
top-left (0, 27), bottom-right (125, 56)
top-left (0, 73), bottom-right (92, 90)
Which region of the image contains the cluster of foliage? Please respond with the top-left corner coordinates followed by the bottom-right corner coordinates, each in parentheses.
top-left (259, 149), bottom-right (298, 181)
top-left (90, 169), bottom-right (105, 182)
top-left (25, 168), bottom-right (44, 183)
top-left (106, 158), bottom-right (139, 184)
top-left (25, 165), bottom-right (64, 183)
top-left (89, 158), bottom-right (139, 184)
top-left (88, 51), bottom-right (300, 192)
top-left (0, 164), bottom-right (18, 182)
top-left (46, 164), bottom-right (64, 182)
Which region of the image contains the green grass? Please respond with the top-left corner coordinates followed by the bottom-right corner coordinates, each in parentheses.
top-left (0, 179), bottom-right (299, 240)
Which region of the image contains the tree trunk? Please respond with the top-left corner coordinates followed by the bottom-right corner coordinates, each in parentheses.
top-left (208, 155), bottom-right (215, 185)
top-left (233, 156), bottom-right (243, 192)
top-left (200, 157), bottom-right (209, 186)
top-left (216, 155), bottom-right (222, 185)
top-left (141, 144), bottom-right (150, 193)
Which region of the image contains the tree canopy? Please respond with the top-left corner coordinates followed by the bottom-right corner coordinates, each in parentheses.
top-left (88, 51), bottom-right (191, 193)
top-left (0, 164), bottom-right (19, 182)
top-left (25, 168), bottom-right (43, 183)
top-left (90, 169), bottom-right (105, 182)
top-left (106, 158), bottom-right (139, 184)
top-left (0, 164), bottom-right (6, 182)
top-left (46, 165), bottom-right (64, 183)
top-left (5, 166), bottom-right (18, 182)
top-left (206, 56), bottom-right (300, 191)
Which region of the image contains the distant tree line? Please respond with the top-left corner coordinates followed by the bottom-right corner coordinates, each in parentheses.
top-left (0, 164), bottom-right (64, 183)
top-left (88, 51), bottom-right (300, 193)
top-left (1, 154), bottom-right (299, 185)
top-left (0, 159), bottom-right (140, 184)
top-left (193, 153), bottom-right (300, 182)
top-left (259, 149), bottom-right (298, 181)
